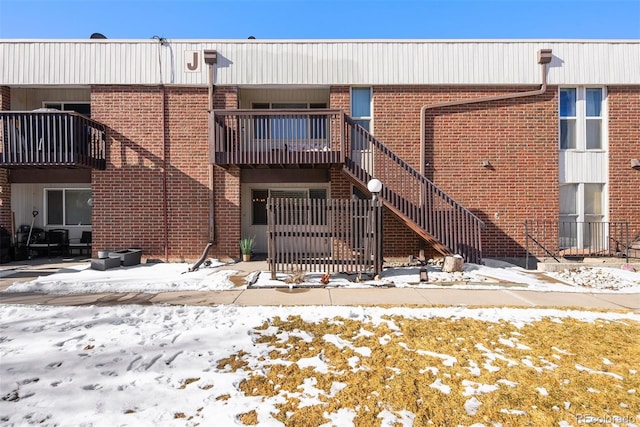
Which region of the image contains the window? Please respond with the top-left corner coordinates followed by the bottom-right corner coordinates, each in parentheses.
top-left (559, 87), bottom-right (604, 150)
top-left (584, 183), bottom-right (603, 222)
top-left (251, 188), bottom-right (327, 226)
top-left (252, 102), bottom-right (327, 141)
top-left (559, 89), bottom-right (576, 149)
top-left (351, 88), bottom-right (372, 131)
top-left (559, 183), bottom-right (605, 248)
top-left (251, 190), bottom-right (268, 225)
top-left (585, 89), bottom-right (602, 149)
top-left (351, 88), bottom-right (372, 150)
top-left (45, 189), bottom-right (92, 226)
top-left (44, 102), bottom-right (91, 117)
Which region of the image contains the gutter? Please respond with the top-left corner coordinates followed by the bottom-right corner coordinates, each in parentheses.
top-left (419, 49), bottom-right (553, 176)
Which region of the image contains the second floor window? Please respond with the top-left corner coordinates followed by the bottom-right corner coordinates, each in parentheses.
top-left (559, 87), bottom-right (604, 150)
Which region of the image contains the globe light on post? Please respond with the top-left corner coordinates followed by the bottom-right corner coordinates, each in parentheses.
top-left (367, 178), bottom-right (382, 200)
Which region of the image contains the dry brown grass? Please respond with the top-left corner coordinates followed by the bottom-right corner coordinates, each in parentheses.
top-left (238, 410), bottom-right (259, 425)
top-left (224, 314), bottom-right (639, 426)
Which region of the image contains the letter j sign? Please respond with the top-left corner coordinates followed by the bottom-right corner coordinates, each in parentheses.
top-left (185, 51), bottom-right (200, 72)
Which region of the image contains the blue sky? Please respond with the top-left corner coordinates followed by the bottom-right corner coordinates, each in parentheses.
top-left (0, 0), bottom-right (638, 39)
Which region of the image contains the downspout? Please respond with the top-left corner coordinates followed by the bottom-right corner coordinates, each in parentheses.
top-left (419, 49), bottom-right (553, 176)
top-left (154, 35), bottom-right (171, 262)
top-left (161, 85), bottom-right (169, 262)
top-left (204, 50), bottom-right (218, 243)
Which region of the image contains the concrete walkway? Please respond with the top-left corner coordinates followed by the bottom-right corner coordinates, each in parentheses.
top-left (1, 286), bottom-right (638, 310)
top-left (0, 258), bottom-right (638, 311)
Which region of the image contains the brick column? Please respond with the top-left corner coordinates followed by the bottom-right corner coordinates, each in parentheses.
top-left (210, 87), bottom-right (240, 257)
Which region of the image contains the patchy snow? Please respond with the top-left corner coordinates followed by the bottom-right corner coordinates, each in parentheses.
top-left (1, 304), bottom-right (638, 426)
top-left (2, 257), bottom-right (639, 295)
top-left (3, 260), bottom-right (235, 294)
top-left (0, 257), bottom-right (638, 425)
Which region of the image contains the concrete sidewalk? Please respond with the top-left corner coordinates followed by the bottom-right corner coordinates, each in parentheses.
top-left (1, 286), bottom-right (638, 311)
top-left (0, 258), bottom-right (638, 311)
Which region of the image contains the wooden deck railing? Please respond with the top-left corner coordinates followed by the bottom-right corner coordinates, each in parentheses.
top-left (0, 111), bottom-right (106, 169)
top-left (210, 109), bottom-right (345, 166)
top-left (343, 116), bottom-right (485, 264)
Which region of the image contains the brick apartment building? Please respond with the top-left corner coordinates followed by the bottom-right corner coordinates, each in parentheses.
top-left (0, 39), bottom-right (638, 264)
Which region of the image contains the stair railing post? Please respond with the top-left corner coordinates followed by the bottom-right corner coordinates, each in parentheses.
top-left (340, 111), bottom-right (346, 164)
top-left (525, 220), bottom-right (529, 270)
top-left (367, 178), bottom-right (383, 277)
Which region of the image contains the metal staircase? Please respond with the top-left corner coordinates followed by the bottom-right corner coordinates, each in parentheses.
top-left (342, 115), bottom-right (485, 264)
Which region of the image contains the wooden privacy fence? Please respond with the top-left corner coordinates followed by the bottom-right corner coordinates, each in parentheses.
top-left (267, 198), bottom-right (383, 279)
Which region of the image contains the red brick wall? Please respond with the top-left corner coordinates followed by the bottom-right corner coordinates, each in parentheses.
top-left (91, 85), bottom-right (238, 261)
top-left (0, 87), bottom-right (11, 232)
top-left (330, 86), bottom-right (350, 113)
top-left (88, 82), bottom-right (637, 263)
top-left (211, 88), bottom-right (240, 257)
top-left (374, 86), bottom-right (558, 258)
top-left (212, 165), bottom-right (241, 257)
top-left (608, 86), bottom-right (640, 241)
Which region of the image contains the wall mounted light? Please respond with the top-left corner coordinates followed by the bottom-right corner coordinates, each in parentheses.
top-left (481, 159), bottom-right (492, 168)
top-left (631, 159), bottom-right (640, 170)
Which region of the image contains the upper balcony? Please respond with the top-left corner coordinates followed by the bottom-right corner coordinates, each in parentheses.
top-left (210, 109), bottom-right (346, 168)
top-left (0, 111), bottom-right (106, 170)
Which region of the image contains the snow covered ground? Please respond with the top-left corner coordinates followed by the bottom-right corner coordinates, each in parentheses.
top-left (0, 260), bottom-right (638, 426)
top-left (2, 258), bottom-right (639, 295)
top-left (1, 304), bottom-right (638, 426)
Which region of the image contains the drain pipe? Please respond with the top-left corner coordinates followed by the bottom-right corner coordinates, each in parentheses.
top-left (204, 50), bottom-right (218, 243)
top-left (419, 49), bottom-right (553, 176)
top-left (161, 85), bottom-right (169, 262)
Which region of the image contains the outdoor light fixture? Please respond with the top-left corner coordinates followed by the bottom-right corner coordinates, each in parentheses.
top-left (419, 267), bottom-right (428, 282)
top-left (203, 50), bottom-right (217, 65)
top-left (367, 178), bottom-right (383, 200)
top-left (631, 159), bottom-right (640, 170)
top-left (481, 159), bottom-right (491, 168)
top-left (538, 49), bottom-right (553, 65)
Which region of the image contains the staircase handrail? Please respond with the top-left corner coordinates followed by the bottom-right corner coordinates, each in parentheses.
top-left (343, 115), bottom-right (484, 263)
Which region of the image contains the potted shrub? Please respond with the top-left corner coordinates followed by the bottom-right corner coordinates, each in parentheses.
top-left (239, 236), bottom-right (255, 262)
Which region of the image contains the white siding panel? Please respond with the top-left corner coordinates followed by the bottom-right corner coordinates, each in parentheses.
top-left (2, 40), bottom-right (639, 86)
top-left (559, 151), bottom-right (608, 183)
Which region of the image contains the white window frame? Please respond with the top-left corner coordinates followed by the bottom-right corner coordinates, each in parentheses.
top-left (44, 188), bottom-right (92, 227)
top-left (558, 87), bottom-right (607, 152)
top-left (350, 87), bottom-right (373, 133)
top-left (559, 182), bottom-right (607, 249)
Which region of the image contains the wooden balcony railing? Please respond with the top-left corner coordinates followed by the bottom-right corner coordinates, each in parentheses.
top-left (0, 111), bottom-right (106, 169)
top-left (210, 109), bottom-right (345, 167)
